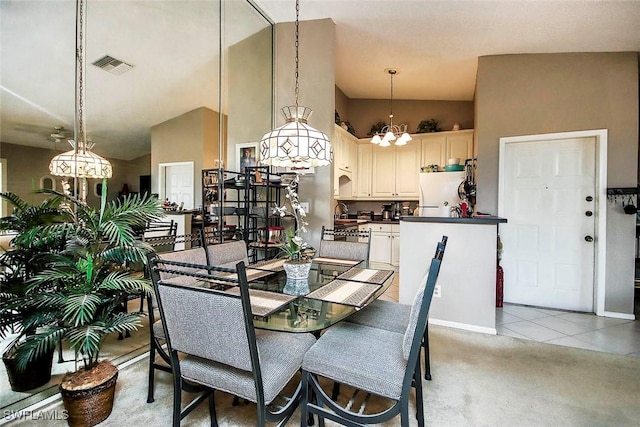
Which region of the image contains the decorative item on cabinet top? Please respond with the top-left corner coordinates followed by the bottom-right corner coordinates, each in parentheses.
top-left (416, 119), bottom-right (441, 133)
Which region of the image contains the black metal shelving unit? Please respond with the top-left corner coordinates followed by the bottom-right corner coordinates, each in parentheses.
top-left (201, 166), bottom-right (297, 262)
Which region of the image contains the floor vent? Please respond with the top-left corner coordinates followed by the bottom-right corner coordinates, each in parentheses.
top-left (92, 55), bottom-right (133, 75)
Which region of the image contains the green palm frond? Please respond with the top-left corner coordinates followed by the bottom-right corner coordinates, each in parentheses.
top-left (14, 326), bottom-right (65, 372)
top-left (103, 312), bottom-right (145, 335)
top-left (97, 271), bottom-right (152, 293)
top-left (65, 324), bottom-right (105, 360)
top-left (61, 293), bottom-right (102, 326)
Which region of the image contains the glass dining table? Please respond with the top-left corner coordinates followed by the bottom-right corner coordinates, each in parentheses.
top-left (202, 257), bottom-right (395, 334)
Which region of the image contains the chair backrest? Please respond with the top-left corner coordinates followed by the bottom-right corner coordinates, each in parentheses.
top-left (318, 227), bottom-right (371, 261)
top-left (206, 239), bottom-right (249, 268)
top-left (402, 235), bottom-right (447, 367)
top-left (155, 247), bottom-right (208, 285)
top-left (143, 220), bottom-right (178, 253)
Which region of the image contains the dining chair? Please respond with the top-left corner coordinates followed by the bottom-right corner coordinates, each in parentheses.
top-left (319, 226), bottom-right (371, 260)
top-left (145, 247), bottom-right (208, 404)
top-left (205, 239), bottom-right (249, 268)
top-left (149, 257), bottom-right (316, 426)
top-left (143, 220), bottom-right (178, 253)
top-left (346, 236), bottom-right (448, 381)
top-left (300, 236), bottom-right (447, 427)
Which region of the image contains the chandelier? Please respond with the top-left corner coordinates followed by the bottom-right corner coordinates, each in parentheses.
top-left (370, 69), bottom-right (412, 147)
top-left (49, 0), bottom-right (112, 189)
top-left (260, 0), bottom-right (333, 169)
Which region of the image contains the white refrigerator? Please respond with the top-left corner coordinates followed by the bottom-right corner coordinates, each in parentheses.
top-left (418, 172), bottom-right (465, 216)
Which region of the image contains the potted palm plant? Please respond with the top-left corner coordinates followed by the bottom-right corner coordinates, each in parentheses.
top-left (0, 192), bottom-right (70, 391)
top-left (11, 180), bottom-right (163, 426)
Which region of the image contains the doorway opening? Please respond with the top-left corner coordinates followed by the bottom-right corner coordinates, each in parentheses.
top-left (158, 161), bottom-right (195, 210)
top-left (498, 129), bottom-right (607, 316)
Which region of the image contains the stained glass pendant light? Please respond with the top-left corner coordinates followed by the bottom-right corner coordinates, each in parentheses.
top-left (259, 0), bottom-right (333, 169)
top-left (49, 0), bottom-right (113, 181)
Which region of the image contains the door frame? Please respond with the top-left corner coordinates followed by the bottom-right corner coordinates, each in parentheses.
top-left (158, 161), bottom-right (195, 209)
top-left (498, 129), bottom-right (608, 316)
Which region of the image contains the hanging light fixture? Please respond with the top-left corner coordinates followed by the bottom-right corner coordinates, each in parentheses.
top-left (370, 69), bottom-right (412, 147)
top-left (49, 0), bottom-right (112, 190)
top-left (259, 0), bottom-right (333, 169)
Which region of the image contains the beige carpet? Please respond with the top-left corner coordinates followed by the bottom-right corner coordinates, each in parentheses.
top-left (8, 325), bottom-right (640, 426)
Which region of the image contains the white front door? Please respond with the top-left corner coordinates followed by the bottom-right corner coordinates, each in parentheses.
top-left (500, 136), bottom-right (596, 311)
top-left (163, 163), bottom-right (194, 210)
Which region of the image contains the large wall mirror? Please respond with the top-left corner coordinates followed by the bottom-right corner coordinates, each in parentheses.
top-left (0, 0), bottom-right (273, 412)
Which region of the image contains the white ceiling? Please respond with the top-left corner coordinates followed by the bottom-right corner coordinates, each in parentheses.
top-left (1, 0), bottom-right (639, 161)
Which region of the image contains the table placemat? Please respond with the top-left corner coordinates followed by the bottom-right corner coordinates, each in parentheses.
top-left (306, 279), bottom-right (380, 307)
top-left (217, 267), bottom-right (276, 283)
top-left (249, 258), bottom-right (287, 272)
top-left (225, 288), bottom-right (296, 317)
top-left (336, 268), bottom-right (394, 285)
top-left (312, 257), bottom-right (362, 267)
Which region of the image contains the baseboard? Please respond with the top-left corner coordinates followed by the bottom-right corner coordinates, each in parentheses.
top-left (429, 318), bottom-right (497, 335)
top-left (601, 311), bottom-right (636, 320)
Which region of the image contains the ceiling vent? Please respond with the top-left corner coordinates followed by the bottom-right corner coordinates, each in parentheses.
top-left (92, 55), bottom-right (133, 75)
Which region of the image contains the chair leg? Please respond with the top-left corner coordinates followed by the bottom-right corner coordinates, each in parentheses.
top-left (147, 344), bottom-right (156, 403)
top-left (423, 322), bottom-right (431, 381)
top-left (414, 361), bottom-right (425, 426)
top-left (172, 377), bottom-right (182, 427)
top-left (208, 391), bottom-right (218, 427)
top-left (300, 371), bottom-right (309, 427)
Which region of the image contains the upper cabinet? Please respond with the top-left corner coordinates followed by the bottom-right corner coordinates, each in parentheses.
top-left (333, 125), bottom-right (358, 198)
top-left (334, 129), bottom-right (474, 200)
top-left (371, 143), bottom-right (421, 199)
top-left (420, 129), bottom-right (474, 171)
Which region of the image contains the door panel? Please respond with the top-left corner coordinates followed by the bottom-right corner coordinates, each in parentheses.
top-left (502, 137), bottom-right (596, 311)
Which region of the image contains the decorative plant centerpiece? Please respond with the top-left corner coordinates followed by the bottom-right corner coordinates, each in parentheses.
top-left (273, 174), bottom-right (313, 293)
top-left (417, 119), bottom-right (441, 133)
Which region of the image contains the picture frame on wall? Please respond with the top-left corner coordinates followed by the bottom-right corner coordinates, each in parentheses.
top-left (236, 142), bottom-right (259, 174)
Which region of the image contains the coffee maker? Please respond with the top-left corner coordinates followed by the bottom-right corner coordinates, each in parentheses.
top-left (381, 203), bottom-right (393, 221)
top-left (393, 202), bottom-right (402, 219)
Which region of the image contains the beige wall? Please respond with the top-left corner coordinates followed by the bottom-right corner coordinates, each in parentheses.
top-left (340, 98), bottom-right (474, 139)
top-left (275, 18), bottom-right (335, 250)
top-left (150, 107), bottom-right (223, 209)
top-left (475, 52), bottom-right (639, 314)
top-left (0, 143), bottom-right (150, 208)
top-left (335, 86), bottom-right (350, 124)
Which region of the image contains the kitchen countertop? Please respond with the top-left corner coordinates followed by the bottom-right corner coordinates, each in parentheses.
top-left (400, 215), bottom-right (507, 224)
top-left (333, 219), bottom-right (400, 228)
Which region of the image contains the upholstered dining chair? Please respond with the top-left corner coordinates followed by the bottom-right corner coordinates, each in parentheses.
top-left (205, 239), bottom-right (249, 268)
top-left (319, 226), bottom-right (371, 261)
top-left (346, 236), bottom-right (448, 381)
top-left (300, 236), bottom-right (447, 427)
top-left (149, 257), bottom-right (316, 426)
top-left (145, 247), bottom-right (208, 404)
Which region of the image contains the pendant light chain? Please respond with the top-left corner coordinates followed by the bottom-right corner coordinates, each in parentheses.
top-left (388, 69), bottom-right (396, 127)
top-left (294, 0), bottom-right (300, 109)
top-left (76, 0), bottom-right (86, 153)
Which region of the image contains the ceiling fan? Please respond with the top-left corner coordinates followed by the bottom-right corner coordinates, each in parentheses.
top-left (49, 126), bottom-right (70, 143)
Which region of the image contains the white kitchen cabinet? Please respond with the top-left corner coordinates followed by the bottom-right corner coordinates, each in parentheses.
top-left (420, 129), bottom-right (474, 171)
top-left (371, 143), bottom-right (420, 198)
top-left (333, 125), bottom-right (358, 198)
top-left (369, 223), bottom-right (400, 266)
top-left (356, 143), bottom-right (372, 198)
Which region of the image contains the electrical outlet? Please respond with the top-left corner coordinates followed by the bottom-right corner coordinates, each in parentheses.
top-left (300, 202), bottom-right (310, 213)
top-left (433, 284), bottom-right (441, 298)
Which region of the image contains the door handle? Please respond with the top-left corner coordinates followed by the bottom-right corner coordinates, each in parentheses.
top-left (584, 236), bottom-right (594, 242)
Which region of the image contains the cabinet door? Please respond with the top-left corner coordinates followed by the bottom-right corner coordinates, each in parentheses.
top-left (346, 138), bottom-right (357, 174)
top-left (391, 232), bottom-right (400, 266)
top-left (356, 144), bottom-right (372, 198)
top-left (369, 232), bottom-right (391, 264)
top-left (371, 146), bottom-right (395, 197)
top-left (446, 131), bottom-right (473, 163)
top-left (421, 135), bottom-right (446, 170)
top-left (395, 143), bottom-right (420, 198)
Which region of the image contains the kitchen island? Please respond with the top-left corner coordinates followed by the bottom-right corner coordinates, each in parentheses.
top-left (399, 215), bottom-right (507, 334)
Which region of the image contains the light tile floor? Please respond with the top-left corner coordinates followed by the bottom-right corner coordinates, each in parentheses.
top-left (497, 303), bottom-right (640, 357)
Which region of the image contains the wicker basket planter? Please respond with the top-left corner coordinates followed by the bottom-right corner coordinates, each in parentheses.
top-left (60, 361), bottom-right (119, 427)
top-left (2, 337), bottom-right (54, 392)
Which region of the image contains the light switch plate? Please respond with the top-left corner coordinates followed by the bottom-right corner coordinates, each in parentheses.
top-left (434, 284), bottom-right (441, 298)
top-left (300, 202), bottom-right (310, 213)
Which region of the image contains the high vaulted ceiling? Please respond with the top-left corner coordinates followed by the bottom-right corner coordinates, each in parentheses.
top-left (1, 0), bottom-right (639, 161)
